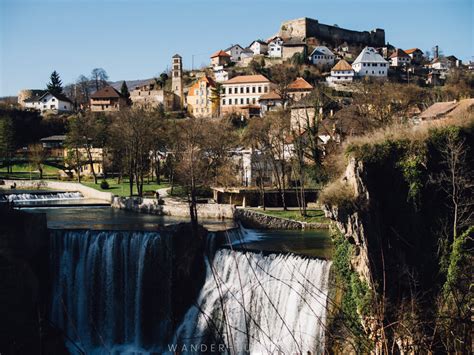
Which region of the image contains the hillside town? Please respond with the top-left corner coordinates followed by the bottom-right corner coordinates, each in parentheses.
top-left (1, 16), bottom-right (473, 204)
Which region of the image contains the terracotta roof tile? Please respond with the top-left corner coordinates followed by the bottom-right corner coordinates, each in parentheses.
top-left (211, 50), bottom-right (231, 58)
top-left (404, 48), bottom-right (422, 55)
top-left (91, 86), bottom-right (123, 99)
top-left (223, 75), bottom-right (270, 84)
top-left (288, 77), bottom-right (313, 90)
top-left (259, 91), bottom-right (282, 101)
top-left (389, 48), bottom-right (410, 59)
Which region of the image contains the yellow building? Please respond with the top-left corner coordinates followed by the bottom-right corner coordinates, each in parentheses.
top-left (186, 76), bottom-right (218, 118)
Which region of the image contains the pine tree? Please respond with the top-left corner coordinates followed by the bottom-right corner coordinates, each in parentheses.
top-left (47, 70), bottom-right (63, 95)
top-left (120, 81), bottom-right (132, 106)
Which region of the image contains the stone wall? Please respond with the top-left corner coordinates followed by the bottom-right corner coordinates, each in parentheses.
top-left (112, 196), bottom-right (235, 219)
top-left (280, 17), bottom-right (385, 47)
top-left (234, 208), bottom-right (329, 230)
top-left (1, 180), bottom-right (113, 201)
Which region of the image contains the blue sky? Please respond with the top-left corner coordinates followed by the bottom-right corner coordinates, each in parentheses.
top-left (0, 0), bottom-right (472, 96)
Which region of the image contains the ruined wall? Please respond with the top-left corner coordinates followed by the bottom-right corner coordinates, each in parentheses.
top-left (280, 17), bottom-right (385, 47)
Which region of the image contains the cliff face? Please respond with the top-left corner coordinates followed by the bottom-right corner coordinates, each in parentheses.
top-left (323, 123), bottom-right (474, 353)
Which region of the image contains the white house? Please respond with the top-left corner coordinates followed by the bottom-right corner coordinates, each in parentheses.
top-left (352, 47), bottom-right (389, 78)
top-left (389, 49), bottom-right (411, 67)
top-left (249, 40), bottom-right (268, 55)
top-left (240, 48), bottom-right (254, 60)
top-left (309, 46), bottom-right (336, 66)
top-left (326, 59), bottom-right (355, 85)
top-left (24, 92), bottom-right (73, 114)
top-left (430, 57), bottom-right (450, 71)
top-left (225, 44), bottom-right (245, 62)
top-left (267, 37), bottom-right (283, 58)
top-left (213, 65), bottom-right (229, 82)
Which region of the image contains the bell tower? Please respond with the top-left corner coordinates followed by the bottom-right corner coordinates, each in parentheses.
top-left (171, 54), bottom-right (183, 110)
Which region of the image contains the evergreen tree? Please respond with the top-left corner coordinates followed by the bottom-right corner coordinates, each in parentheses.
top-left (47, 70), bottom-right (63, 95)
top-left (120, 81), bottom-right (132, 106)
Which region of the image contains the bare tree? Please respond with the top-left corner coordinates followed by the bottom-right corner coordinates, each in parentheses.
top-left (28, 143), bottom-right (47, 179)
top-left (91, 68), bottom-right (109, 91)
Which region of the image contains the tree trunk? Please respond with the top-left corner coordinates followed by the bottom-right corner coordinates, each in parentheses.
top-left (155, 158), bottom-right (161, 185)
top-left (86, 147), bottom-right (97, 184)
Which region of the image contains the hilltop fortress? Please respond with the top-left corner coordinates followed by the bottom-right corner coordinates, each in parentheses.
top-left (279, 17), bottom-right (385, 47)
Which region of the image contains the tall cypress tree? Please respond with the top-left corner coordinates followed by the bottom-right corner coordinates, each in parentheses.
top-left (47, 70), bottom-right (63, 95)
top-left (120, 81), bottom-right (132, 106)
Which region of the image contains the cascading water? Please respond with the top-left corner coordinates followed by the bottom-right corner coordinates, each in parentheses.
top-left (172, 248), bottom-right (332, 354)
top-left (49, 229), bottom-right (174, 354)
top-left (2, 191), bottom-right (83, 202)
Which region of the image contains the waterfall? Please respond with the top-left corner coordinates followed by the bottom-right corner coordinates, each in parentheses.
top-left (49, 229), bottom-right (174, 354)
top-left (3, 191), bottom-right (83, 202)
top-left (173, 249), bottom-right (332, 354)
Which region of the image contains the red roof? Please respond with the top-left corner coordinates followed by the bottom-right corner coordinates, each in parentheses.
top-left (211, 50), bottom-right (231, 58)
top-left (405, 48), bottom-right (422, 55)
top-left (187, 76), bottom-right (216, 96)
top-left (390, 49), bottom-right (410, 59)
top-left (288, 77), bottom-right (313, 90)
top-left (91, 86), bottom-right (122, 99)
top-left (223, 75), bottom-right (270, 84)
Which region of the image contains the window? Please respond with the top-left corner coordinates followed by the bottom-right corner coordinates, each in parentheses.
top-left (252, 98), bottom-right (256, 104)
top-left (264, 86), bottom-right (268, 93)
top-left (246, 87), bottom-right (250, 93)
top-left (246, 98), bottom-right (250, 104)
top-left (43, 105), bottom-right (46, 108)
top-left (228, 87), bottom-right (232, 94)
top-left (258, 86), bottom-right (262, 93)
top-left (240, 98), bottom-right (244, 105)
top-left (64, 105), bottom-right (67, 109)
top-left (240, 87), bottom-right (244, 94)
top-left (50, 104), bottom-right (55, 109)
top-left (196, 99), bottom-right (198, 104)
top-left (52, 98), bottom-right (55, 102)
top-left (252, 86), bottom-right (256, 93)
top-left (223, 99), bottom-right (226, 105)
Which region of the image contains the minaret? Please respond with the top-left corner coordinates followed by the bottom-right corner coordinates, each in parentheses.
top-left (171, 54), bottom-right (183, 110)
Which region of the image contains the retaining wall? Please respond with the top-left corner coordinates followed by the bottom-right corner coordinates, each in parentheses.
top-left (1, 180), bottom-right (113, 202)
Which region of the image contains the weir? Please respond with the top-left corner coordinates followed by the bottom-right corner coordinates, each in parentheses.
top-left (1, 191), bottom-right (83, 202)
top-left (48, 226), bottom-right (332, 354)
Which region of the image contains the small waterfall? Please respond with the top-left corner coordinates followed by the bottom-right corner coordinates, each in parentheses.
top-left (3, 191), bottom-right (83, 202)
top-left (173, 249), bottom-right (332, 354)
top-left (49, 229), bottom-right (174, 354)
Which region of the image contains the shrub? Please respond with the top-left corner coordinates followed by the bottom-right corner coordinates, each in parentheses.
top-left (319, 179), bottom-right (355, 208)
top-left (100, 180), bottom-right (110, 189)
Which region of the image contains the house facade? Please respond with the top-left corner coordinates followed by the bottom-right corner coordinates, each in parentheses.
top-left (225, 44), bottom-right (245, 62)
top-left (268, 37), bottom-right (284, 58)
top-left (213, 65), bottom-right (229, 82)
top-left (326, 59), bottom-right (355, 85)
top-left (352, 47), bottom-right (389, 78)
top-left (287, 77), bottom-right (313, 102)
top-left (130, 81), bottom-right (174, 110)
top-left (186, 76), bottom-right (217, 118)
top-left (90, 86), bottom-right (127, 112)
top-left (220, 75), bottom-right (271, 117)
top-left (309, 46), bottom-right (336, 66)
top-left (249, 40), bottom-right (268, 55)
top-left (210, 50), bottom-right (231, 67)
top-left (259, 91), bottom-right (283, 116)
top-left (24, 92), bottom-right (73, 114)
top-left (389, 49), bottom-right (410, 67)
top-left (282, 39), bottom-right (307, 60)
top-left (405, 48), bottom-right (424, 64)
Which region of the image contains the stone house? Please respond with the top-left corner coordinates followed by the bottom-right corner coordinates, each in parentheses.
top-left (259, 91), bottom-right (284, 116)
top-left (210, 50), bottom-right (231, 67)
top-left (186, 76), bottom-right (217, 118)
top-left (90, 86), bottom-right (127, 112)
top-left (130, 81), bottom-right (174, 110)
top-left (282, 38), bottom-right (307, 60)
top-left (287, 77), bottom-right (313, 102)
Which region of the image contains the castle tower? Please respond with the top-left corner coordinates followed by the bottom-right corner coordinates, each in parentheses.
top-left (171, 54), bottom-right (183, 110)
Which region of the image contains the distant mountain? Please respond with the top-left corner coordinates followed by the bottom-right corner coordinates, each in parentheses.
top-left (109, 78), bottom-right (154, 91)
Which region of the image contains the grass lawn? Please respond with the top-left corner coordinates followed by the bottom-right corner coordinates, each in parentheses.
top-left (253, 209), bottom-right (330, 224)
top-left (0, 163), bottom-right (60, 179)
top-left (82, 179), bottom-right (170, 197)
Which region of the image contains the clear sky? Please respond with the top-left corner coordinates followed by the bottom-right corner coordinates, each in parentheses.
top-left (0, 0), bottom-right (472, 96)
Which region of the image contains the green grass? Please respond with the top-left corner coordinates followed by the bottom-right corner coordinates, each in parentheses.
top-left (0, 163), bottom-right (60, 179)
top-left (252, 209), bottom-right (330, 224)
top-left (82, 179), bottom-right (170, 197)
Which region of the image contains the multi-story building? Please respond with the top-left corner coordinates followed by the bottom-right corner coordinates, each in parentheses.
top-left (309, 46), bottom-right (336, 66)
top-left (210, 50), bottom-right (231, 67)
top-left (171, 54), bottom-right (184, 110)
top-left (186, 76), bottom-right (217, 118)
top-left (404, 48), bottom-right (424, 65)
top-left (24, 91), bottom-right (73, 114)
top-left (90, 86), bottom-right (127, 112)
top-left (220, 75), bottom-right (271, 117)
top-left (326, 59), bottom-right (355, 86)
top-left (268, 37), bottom-right (284, 58)
top-left (248, 40), bottom-right (268, 55)
top-left (287, 77), bottom-right (313, 102)
top-left (352, 46), bottom-right (389, 77)
top-left (389, 48), bottom-right (411, 67)
top-left (224, 44), bottom-right (245, 62)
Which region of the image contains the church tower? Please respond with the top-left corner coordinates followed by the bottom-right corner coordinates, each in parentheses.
top-left (171, 54), bottom-right (183, 110)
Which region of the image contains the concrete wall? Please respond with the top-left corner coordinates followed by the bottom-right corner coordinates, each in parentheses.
top-left (1, 180), bottom-right (113, 201)
top-left (112, 196), bottom-right (235, 219)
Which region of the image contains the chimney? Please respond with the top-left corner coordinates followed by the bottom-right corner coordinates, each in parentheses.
top-left (434, 45), bottom-right (439, 59)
